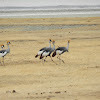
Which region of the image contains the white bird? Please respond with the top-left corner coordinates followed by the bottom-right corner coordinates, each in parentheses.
top-left (40, 40), bottom-right (57, 64)
top-left (0, 41), bottom-right (11, 65)
top-left (52, 40), bottom-right (70, 63)
top-left (35, 39), bottom-right (52, 58)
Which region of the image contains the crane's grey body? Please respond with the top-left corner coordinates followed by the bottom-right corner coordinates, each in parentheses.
top-left (39, 47), bottom-right (47, 51)
top-left (44, 45), bottom-right (55, 56)
top-left (0, 41), bottom-right (11, 65)
top-left (35, 39), bottom-right (52, 58)
top-left (40, 40), bottom-right (51, 51)
top-left (52, 41), bottom-right (69, 56)
top-left (0, 44), bottom-right (10, 57)
top-left (52, 40), bottom-right (70, 63)
top-left (56, 47), bottom-right (68, 55)
top-left (41, 41), bottom-right (55, 57)
top-left (0, 45), bottom-right (7, 58)
top-left (40, 41), bottom-right (57, 64)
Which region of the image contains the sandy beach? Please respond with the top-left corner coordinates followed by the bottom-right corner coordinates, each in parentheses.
top-left (0, 17), bottom-right (100, 100)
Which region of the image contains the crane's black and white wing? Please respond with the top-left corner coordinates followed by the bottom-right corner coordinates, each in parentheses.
top-left (41, 48), bottom-right (52, 57)
top-left (0, 50), bottom-right (7, 57)
top-left (56, 47), bottom-right (66, 55)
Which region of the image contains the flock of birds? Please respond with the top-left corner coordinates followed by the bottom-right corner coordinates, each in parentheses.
top-left (0, 40), bottom-right (70, 65)
top-left (35, 39), bottom-right (70, 64)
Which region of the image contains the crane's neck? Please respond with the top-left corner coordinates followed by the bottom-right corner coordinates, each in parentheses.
top-left (7, 44), bottom-right (10, 53)
top-left (7, 44), bottom-right (10, 48)
top-left (66, 42), bottom-right (69, 50)
top-left (49, 41), bottom-right (51, 47)
top-left (52, 43), bottom-right (55, 50)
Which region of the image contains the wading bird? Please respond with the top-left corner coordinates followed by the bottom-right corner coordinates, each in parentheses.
top-left (35, 39), bottom-right (52, 58)
top-left (40, 40), bottom-right (57, 64)
top-left (0, 44), bottom-right (5, 63)
top-left (0, 41), bottom-right (11, 65)
top-left (1, 44), bottom-right (4, 50)
top-left (52, 40), bottom-right (70, 63)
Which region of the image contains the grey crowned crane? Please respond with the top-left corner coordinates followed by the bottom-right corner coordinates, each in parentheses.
top-left (1, 44), bottom-right (5, 50)
top-left (40, 40), bottom-right (57, 64)
top-left (0, 44), bottom-right (5, 63)
top-left (35, 39), bottom-right (52, 58)
top-left (0, 41), bottom-right (11, 65)
top-left (52, 40), bottom-right (70, 63)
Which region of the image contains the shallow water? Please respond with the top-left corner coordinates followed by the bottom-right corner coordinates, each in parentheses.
top-left (0, 5), bottom-right (100, 18)
top-left (0, 24), bottom-right (97, 31)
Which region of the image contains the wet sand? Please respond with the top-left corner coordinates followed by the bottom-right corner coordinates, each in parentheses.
top-left (0, 17), bottom-right (100, 100)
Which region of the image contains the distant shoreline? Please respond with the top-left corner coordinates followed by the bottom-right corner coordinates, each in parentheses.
top-left (0, 5), bottom-right (100, 18)
top-left (0, 14), bottom-right (100, 18)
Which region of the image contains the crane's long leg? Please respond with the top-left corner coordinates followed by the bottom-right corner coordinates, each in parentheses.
top-left (50, 56), bottom-right (57, 65)
top-left (41, 57), bottom-right (47, 65)
top-left (57, 56), bottom-right (61, 64)
top-left (44, 57), bottom-right (47, 62)
top-left (3, 57), bottom-right (4, 65)
top-left (42, 58), bottom-right (44, 63)
top-left (57, 55), bottom-right (65, 63)
top-left (0, 59), bottom-right (1, 64)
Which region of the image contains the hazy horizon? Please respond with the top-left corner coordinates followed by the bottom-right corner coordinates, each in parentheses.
top-left (0, 5), bottom-right (100, 8)
top-left (0, 0), bottom-right (100, 7)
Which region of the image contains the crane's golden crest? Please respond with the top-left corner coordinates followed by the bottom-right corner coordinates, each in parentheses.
top-left (52, 40), bottom-right (55, 43)
top-left (1, 44), bottom-right (4, 46)
top-left (7, 41), bottom-right (10, 43)
top-left (68, 40), bottom-right (70, 43)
